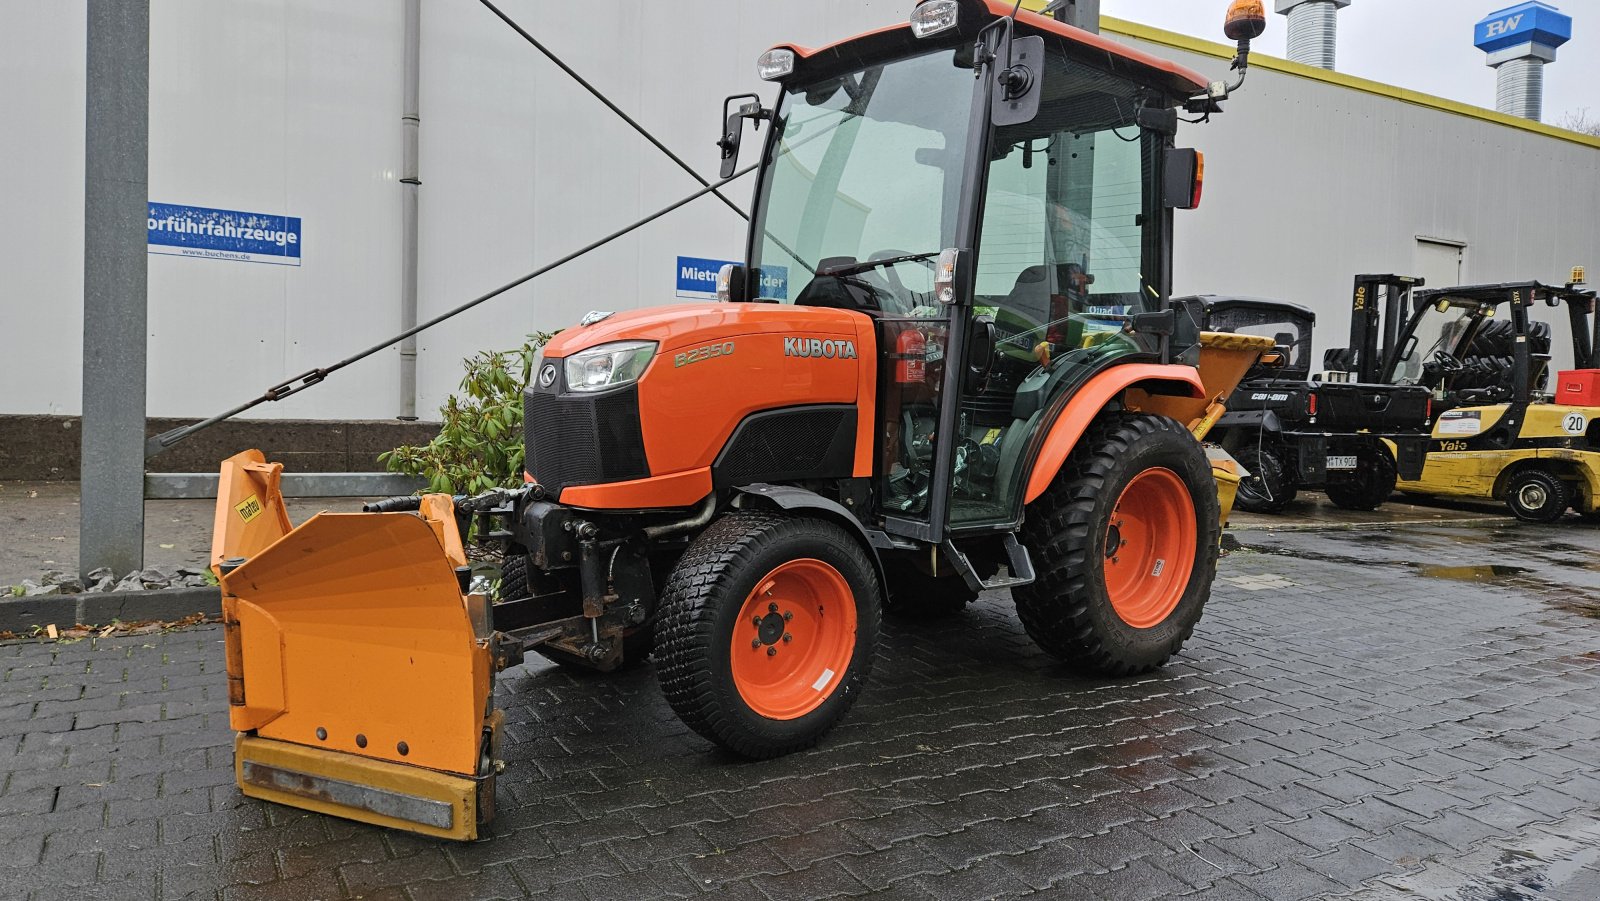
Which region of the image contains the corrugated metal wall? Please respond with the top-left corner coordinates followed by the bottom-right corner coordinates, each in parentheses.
top-left (2, 2), bottom-right (1596, 419)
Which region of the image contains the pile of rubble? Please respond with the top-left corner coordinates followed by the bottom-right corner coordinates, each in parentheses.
top-left (10, 565), bottom-right (215, 597)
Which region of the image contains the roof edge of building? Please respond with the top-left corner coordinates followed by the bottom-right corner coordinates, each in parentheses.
top-left (1099, 15), bottom-right (1600, 151)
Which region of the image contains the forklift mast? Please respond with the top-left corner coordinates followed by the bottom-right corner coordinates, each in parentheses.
top-left (1346, 274), bottom-right (1423, 383)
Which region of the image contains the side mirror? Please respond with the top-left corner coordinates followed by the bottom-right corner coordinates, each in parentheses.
top-left (717, 93), bottom-right (769, 179)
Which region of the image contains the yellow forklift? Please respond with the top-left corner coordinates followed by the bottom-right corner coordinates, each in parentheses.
top-left (1387, 270), bottom-right (1600, 522)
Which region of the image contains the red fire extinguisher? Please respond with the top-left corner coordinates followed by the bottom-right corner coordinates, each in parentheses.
top-left (896, 328), bottom-right (926, 383)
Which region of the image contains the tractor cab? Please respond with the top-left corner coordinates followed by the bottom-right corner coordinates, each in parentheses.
top-left (719, 0), bottom-right (1235, 541)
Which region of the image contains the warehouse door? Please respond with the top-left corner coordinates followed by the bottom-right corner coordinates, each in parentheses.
top-left (1415, 238), bottom-right (1465, 289)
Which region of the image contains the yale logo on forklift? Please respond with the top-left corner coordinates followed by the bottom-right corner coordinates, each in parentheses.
top-left (235, 494), bottom-right (264, 524)
top-left (784, 337), bottom-right (858, 360)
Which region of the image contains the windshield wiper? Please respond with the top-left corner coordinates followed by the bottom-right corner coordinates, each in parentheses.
top-left (818, 251), bottom-right (939, 278)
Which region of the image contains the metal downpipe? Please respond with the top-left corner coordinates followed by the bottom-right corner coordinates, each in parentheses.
top-left (399, 0), bottom-right (422, 419)
top-left (1284, 1), bottom-right (1337, 70)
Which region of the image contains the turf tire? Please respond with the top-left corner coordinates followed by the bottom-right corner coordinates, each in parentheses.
top-left (655, 510), bottom-right (880, 758)
top-left (1014, 413), bottom-right (1220, 676)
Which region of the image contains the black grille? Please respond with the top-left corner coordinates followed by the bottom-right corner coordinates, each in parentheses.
top-left (523, 383), bottom-right (648, 493)
top-left (714, 406), bottom-right (856, 487)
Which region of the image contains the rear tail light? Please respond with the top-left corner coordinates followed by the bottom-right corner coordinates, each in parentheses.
top-left (1306, 392), bottom-right (1317, 416)
top-left (1191, 151), bottom-right (1205, 209)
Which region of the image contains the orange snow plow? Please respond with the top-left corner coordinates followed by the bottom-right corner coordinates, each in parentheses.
top-left (211, 451), bottom-right (502, 840)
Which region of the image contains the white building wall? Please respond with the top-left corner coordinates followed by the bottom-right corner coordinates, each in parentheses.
top-left (2, 3), bottom-right (1597, 420)
top-left (1125, 36), bottom-right (1600, 371)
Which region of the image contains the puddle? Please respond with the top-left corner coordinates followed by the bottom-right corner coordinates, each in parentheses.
top-left (1371, 812), bottom-right (1600, 900)
top-left (1416, 564), bottom-right (1533, 582)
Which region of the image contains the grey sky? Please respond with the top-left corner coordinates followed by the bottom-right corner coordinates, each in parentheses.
top-left (1100, 0), bottom-right (1596, 128)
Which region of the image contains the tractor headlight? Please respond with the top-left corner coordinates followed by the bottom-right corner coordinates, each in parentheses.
top-left (563, 341), bottom-right (656, 392)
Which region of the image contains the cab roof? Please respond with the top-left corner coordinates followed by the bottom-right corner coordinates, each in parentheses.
top-left (771, 0), bottom-right (1211, 99)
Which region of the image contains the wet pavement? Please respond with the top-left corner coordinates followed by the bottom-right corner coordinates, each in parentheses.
top-left (4, 521), bottom-right (1600, 899)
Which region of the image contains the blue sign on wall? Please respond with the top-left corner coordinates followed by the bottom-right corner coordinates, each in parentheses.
top-left (148, 202), bottom-right (302, 266)
top-left (676, 255), bottom-right (787, 300)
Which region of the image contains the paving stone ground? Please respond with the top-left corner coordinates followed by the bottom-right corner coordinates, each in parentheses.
top-left (3, 520), bottom-right (1600, 900)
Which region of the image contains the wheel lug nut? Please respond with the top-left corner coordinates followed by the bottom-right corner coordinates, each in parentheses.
top-left (783, 611), bottom-right (793, 621)
top-left (768, 602), bottom-right (778, 613)
top-left (783, 633), bottom-right (792, 643)
top-left (753, 616), bottom-right (762, 628)
top-left (752, 639), bottom-right (761, 649)
top-left (767, 647), bottom-right (777, 657)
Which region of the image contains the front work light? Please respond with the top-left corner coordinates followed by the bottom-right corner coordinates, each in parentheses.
top-left (911, 0), bottom-right (960, 38)
top-left (757, 49), bottom-right (795, 81)
top-left (563, 341), bottom-right (657, 392)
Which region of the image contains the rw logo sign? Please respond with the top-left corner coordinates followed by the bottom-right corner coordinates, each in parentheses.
top-left (1483, 14), bottom-right (1524, 38)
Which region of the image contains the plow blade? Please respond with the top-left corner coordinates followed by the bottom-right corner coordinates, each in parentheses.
top-left (213, 451), bottom-right (499, 840)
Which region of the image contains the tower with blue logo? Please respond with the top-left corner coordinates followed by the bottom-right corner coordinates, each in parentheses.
top-left (1475, 2), bottom-right (1572, 122)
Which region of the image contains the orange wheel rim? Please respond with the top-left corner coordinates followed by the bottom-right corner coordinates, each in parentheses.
top-left (1103, 468), bottom-right (1197, 629)
top-left (729, 559), bottom-right (857, 720)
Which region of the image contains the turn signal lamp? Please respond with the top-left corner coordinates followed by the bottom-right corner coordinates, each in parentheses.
top-left (1573, 266), bottom-right (1587, 285)
top-left (716, 264), bottom-right (736, 302)
top-left (1191, 151), bottom-right (1206, 209)
top-left (1223, 0), bottom-right (1267, 41)
top-left (757, 49), bottom-right (795, 81)
top-left (911, 0), bottom-right (960, 38)
top-left (934, 248), bottom-right (959, 304)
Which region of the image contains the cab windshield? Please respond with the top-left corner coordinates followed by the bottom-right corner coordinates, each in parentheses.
top-left (749, 48), bottom-right (973, 312)
top-left (1391, 302), bottom-right (1484, 385)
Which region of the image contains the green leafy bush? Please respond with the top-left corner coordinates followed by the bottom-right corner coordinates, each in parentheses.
top-left (381, 333), bottom-right (552, 495)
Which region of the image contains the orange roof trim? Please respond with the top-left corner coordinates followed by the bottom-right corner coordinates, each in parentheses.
top-left (770, 0), bottom-right (1210, 96)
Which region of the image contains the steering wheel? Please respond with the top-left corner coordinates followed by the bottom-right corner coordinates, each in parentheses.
top-left (1430, 349), bottom-right (1464, 373)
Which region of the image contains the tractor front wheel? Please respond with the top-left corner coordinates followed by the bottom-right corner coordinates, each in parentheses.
top-left (1015, 413), bottom-right (1220, 676)
top-left (656, 511), bottom-right (880, 758)
top-left (1506, 468), bottom-right (1571, 523)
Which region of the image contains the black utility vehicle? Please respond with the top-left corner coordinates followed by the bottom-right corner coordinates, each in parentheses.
top-left (1192, 290), bottom-right (1431, 513)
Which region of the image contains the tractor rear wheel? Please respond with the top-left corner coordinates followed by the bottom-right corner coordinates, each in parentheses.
top-left (1506, 468), bottom-right (1571, 523)
top-left (1324, 443), bottom-right (1397, 511)
top-left (1015, 413), bottom-right (1219, 676)
top-left (1234, 444), bottom-right (1296, 514)
top-left (656, 510), bottom-right (880, 758)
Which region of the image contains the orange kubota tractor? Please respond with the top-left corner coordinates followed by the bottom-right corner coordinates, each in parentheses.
top-left (211, 0), bottom-right (1272, 839)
